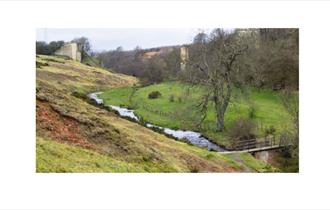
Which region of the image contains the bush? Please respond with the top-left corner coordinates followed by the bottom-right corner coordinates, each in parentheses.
top-left (264, 125), bottom-right (276, 136)
top-left (148, 91), bottom-right (161, 99)
top-left (248, 105), bottom-right (256, 119)
top-left (228, 118), bottom-right (256, 140)
top-left (169, 94), bottom-right (175, 102)
top-left (36, 61), bottom-right (48, 69)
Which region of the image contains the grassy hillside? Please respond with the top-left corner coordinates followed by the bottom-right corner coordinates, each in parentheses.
top-left (36, 55), bottom-right (136, 94)
top-left (100, 82), bottom-right (292, 148)
top-left (36, 55), bottom-right (276, 172)
top-left (37, 137), bottom-right (144, 172)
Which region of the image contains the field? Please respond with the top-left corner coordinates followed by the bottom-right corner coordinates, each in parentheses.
top-left (100, 81), bottom-right (293, 148)
top-left (36, 55), bottom-right (276, 172)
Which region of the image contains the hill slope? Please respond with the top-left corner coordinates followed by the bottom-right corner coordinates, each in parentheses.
top-left (36, 55), bottom-right (276, 172)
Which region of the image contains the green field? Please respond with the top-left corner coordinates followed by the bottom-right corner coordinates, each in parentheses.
top-left (100, 81), bottom-right (293, 148)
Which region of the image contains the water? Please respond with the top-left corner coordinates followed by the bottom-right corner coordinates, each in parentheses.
top-left (108, 105), bottom-right (139, 121)
top-left (88, 92), bottom-right (139, 121)
top-left (87, 92), bottom-right (104, 105)
top-left (88, 92), bottom-right (226, 152)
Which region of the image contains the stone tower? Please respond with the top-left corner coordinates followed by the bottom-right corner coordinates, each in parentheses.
top-left (55, 43), bottom-right (82, 62)
top-left (180, 46), bottom-right (189, 71)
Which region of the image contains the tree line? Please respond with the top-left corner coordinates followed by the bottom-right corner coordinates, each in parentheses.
top-left (186, 29), bottom-right (298, 90)
top-left (36, 37), bottom-right (92, 60)
top-left (95, 46), bottom-right (182, 85)
top-left (95, 29), bottom-right (298, 90)
top-left (181, 28), bottom-right (298, 131)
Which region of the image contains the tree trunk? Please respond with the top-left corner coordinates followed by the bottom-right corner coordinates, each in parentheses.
top-left (214, 84), bottom-right (231, 132)
top-left (216, 107), bottom-right (225, 131)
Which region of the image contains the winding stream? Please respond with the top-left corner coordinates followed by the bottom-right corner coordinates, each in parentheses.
top-left (88, 92), bottom-right (226, 152)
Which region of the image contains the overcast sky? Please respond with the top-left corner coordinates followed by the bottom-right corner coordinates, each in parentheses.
top-left (36, 28), bottom-right (213, 52)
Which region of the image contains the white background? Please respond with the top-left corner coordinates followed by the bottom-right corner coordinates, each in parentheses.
top-left (0, 1), bottom-right (330, 209)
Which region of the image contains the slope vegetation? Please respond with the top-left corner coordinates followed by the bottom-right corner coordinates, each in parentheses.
top-left (100, 82), bottom-right (292, 148)
top-left (36, 55), bottom-right (276, 172)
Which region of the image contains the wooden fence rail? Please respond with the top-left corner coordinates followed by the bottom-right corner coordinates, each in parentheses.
top-left (234, 135), bottom-right (288, 151)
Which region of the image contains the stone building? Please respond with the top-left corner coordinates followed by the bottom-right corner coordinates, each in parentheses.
top-left (55, 43), bottom-right (82, 62)
top-left (180, 46), bottom-right (189, 71)
top-left (140, 45), bottom-right (189, 71)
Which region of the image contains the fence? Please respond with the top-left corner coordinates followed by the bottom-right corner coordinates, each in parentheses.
top-left (234, 135), bottom-right (290, 151)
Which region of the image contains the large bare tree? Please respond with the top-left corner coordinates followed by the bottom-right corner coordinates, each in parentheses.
top-left (188, 29), bottom-right (247, 131)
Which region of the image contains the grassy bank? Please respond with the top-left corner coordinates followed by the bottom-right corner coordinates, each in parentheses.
top-left (37, 137), bottom-right (275, 173)
top-left (100, 81), bottom-right (292, 148)
top-left (37, 137), bottom-right (144, 172)
top-left (36, 55), bottom-right (276, 172)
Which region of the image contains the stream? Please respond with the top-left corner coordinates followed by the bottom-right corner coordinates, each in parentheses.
top-left (87, 92), bottom-right (226, 152)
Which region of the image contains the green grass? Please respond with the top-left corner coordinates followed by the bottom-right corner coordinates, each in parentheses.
top-left (36, 137), bottom-right (145, 172)
top-left (100, 81), bottom-right (292, 148)
top-left (37, 137), bottom-right (276, 173)
top-left (238, 153), bottom-right (278, 172)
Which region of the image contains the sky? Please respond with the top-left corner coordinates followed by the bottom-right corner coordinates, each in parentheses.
top-left (36, 28), bottom-right (213, 52)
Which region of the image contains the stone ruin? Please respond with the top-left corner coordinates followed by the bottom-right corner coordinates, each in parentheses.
top-left (55, 43), bottom-right (82, 62)
top-left (141, 46), bottom-right (189, 71)
top-left (180, 46), bottom-right (189, 71)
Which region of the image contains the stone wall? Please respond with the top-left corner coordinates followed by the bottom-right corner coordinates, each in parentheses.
top-left (55, 43), bottom-right (82, 62)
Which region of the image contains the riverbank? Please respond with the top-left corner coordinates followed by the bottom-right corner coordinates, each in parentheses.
top-left (99, 81), bottom-right (293, 149)
top-left (88, 92), bottom-right (226, 152)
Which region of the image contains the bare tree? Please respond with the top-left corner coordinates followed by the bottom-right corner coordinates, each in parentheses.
top-left (188, 29), bottom-right (247, 131)
top-left (72, 37), bottom-right (91, 60)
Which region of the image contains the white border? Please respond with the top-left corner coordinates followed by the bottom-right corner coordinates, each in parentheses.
top-left (0, 1), bottom-right (330, 209)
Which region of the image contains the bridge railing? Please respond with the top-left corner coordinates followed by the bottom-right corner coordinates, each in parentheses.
top-left (233, 135), bottom-right (287, 151)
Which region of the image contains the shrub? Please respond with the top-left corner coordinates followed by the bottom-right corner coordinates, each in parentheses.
top-left (228, 118), bottom-right (256, 140)
top-left (248, 105), bottom-right (256, 119)
top-left (148, 91), bottom-right (161, 99)
top-left (169, 94), bottom-right (175, 102)
top-left (264, 125), bottom-right (276, 136)
top-left (36, 61), bottom-right (48, 69)
top-left (205, 153), bottom-right (215, 159)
